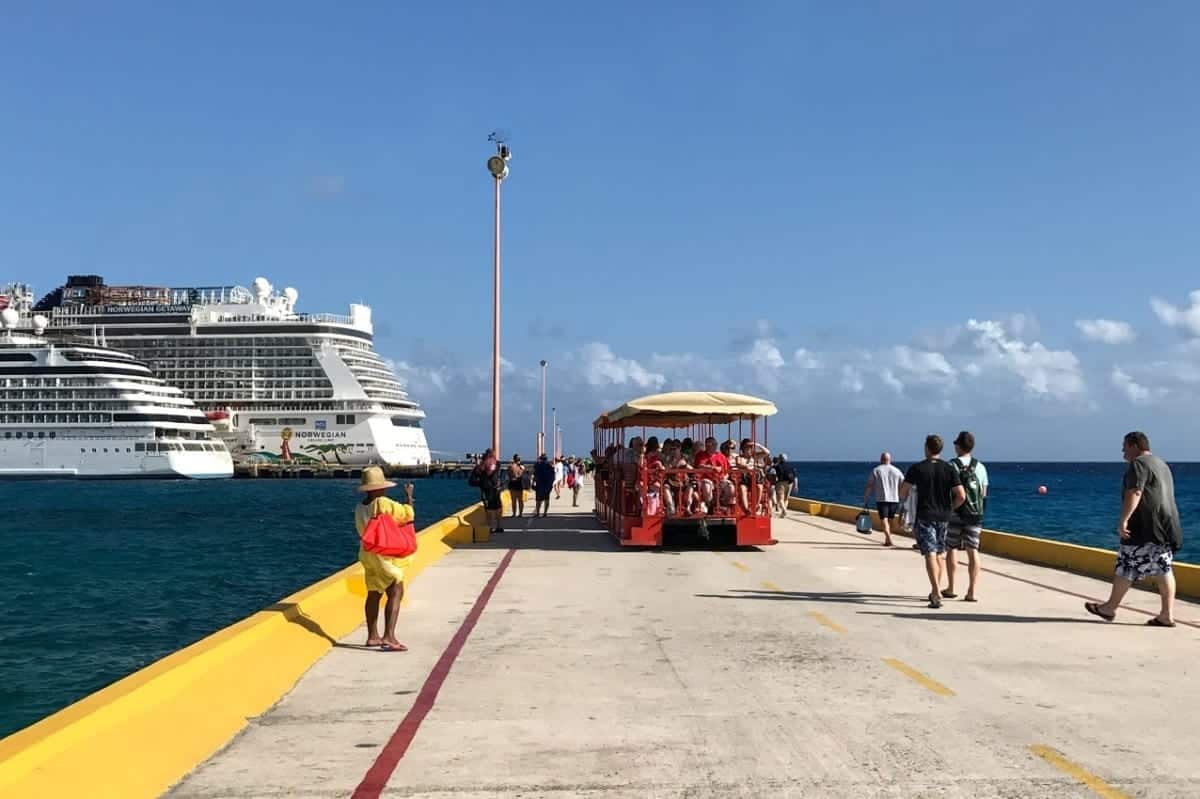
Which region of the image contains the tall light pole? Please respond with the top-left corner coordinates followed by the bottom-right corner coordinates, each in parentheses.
top-left (551, 406), bottom-right (556, 459)
top-left (538, 359), bottom-right (548, 457)
top-left (556, 424), bottom-right (563, 459)
top-left (486, 136), bottom-right (511, 457)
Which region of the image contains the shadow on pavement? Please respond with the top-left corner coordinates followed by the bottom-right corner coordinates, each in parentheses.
top-left (856, 610), bottom-right (1106, 624)
top-left (694, 589), bottom-right (920, 606)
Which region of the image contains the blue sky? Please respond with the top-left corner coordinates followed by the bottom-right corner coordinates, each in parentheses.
top-left (3, 3), bottom-right (1200, 460)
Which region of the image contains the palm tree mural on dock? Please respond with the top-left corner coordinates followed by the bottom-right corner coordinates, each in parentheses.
top-left (302, 443), bottom-right (352, 464)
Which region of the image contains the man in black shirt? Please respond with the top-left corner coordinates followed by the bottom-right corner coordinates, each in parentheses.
top-left (899, 435), bottom-right (965, 609)
top-left (1085, 431), bottom-right (1184, 627)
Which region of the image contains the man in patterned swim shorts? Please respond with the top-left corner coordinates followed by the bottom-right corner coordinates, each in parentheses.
top-left (898, 435), bottom-right (966, 609)
top-left (1085, 431), bottom-right (1184, 627)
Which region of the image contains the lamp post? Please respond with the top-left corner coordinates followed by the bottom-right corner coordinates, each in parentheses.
top-left (556, 424), bottom-right (562, 459)
top-left (538, 359), bottom-right (547, 457)
top-left (486, 138), bottom-right (511, 457)
top-left (551, 406), bottom-right (556, 459)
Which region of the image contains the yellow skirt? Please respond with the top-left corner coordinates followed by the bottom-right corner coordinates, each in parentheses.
top-left (358, 547), bottom-right (412, 593)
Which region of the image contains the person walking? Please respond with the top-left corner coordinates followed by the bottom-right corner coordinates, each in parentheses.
top-left (533, 453), bottom-right (556, 518)
top-left (507, 454), bottom-right (526, 518)
top-left (470, 449), bottom-right (505, 534)
top-left (569, 458), bottom-right (584, 507)
top-left (773, 455), bottom-right (796, 518)
top-left (1085, 431), bottom-right (1184, 627)
top-left (943, 432), bottom-right (988, 601)
top-left (353, 467), bottom-right (415, 652)
top-left (863, 452), bottom-right (905, 547)
top-left (898, 435), bottom-right (965, 608)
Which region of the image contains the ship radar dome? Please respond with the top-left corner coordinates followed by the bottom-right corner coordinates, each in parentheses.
top-left (252, 277), bottom-right (272, 299)
top-left (32, 315), bottom-right (49, 335)
top-left (283, 287), bottom-right (299, 305)
top-left (0, 308), bottom-right (18, 329)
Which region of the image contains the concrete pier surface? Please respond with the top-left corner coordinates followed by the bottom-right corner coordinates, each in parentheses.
top-left (168, 484), bottom-right (1199, 798)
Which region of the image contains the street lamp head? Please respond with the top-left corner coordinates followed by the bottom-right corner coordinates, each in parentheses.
top-left (540, 359), bottom-right (547, 367)
top-left (486, 155), bottom-right (509, 180)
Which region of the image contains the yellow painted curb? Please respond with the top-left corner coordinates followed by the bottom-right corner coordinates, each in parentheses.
top-left (0, 495), bottom-right (498, 799)
top-left (789, 496), bottom-right (1200, 598)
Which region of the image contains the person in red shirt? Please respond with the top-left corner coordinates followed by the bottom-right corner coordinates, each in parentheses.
top-left (693, 437), bottom-right (730, 512)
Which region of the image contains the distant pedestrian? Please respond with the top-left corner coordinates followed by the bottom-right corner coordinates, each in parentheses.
top-left (507, 454), bottom-right (526, 518)
top-left (569, 459), bottom-right (583, 506)
top-left (353, 467), bottom-right (415, 652)
top-left (773, 455), bottom-right (796, 518)
top-left (469, 449), bottom-right (505, 534)
top-left (943, 432), bottom-right (988, 601)
top-left (533, 453), bottom-right (555, 517)
top-left (898, 435), bottom-right (965, 608)
top-left (864, 452), bottom-right (905, 547)
top-left (1085, 432), bottom-right (1183, 627)
top-left (554, 457), bottom-right (565, 499)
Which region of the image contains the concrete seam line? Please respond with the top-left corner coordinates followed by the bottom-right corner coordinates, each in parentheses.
top-left (881, 658), bottom-right (955, 696)
top-left (352, 548), bottom-right (517, 799)
top-left (1028, 745), bottom-right (1131, 799)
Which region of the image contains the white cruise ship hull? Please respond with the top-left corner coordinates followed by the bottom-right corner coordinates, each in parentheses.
top-left (220, 411), bottom-right (431, 473)
top-left (0, 438), bottom-right (233, 479)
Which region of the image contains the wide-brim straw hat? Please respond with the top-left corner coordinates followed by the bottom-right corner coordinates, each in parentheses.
top-left (357, 465), bottom-right (397, 492)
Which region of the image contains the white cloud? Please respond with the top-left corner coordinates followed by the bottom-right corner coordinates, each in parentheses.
top-left (741, 339), bottom-right (785, 370)
top-left (578, 343), bottom-right (666, 390)
top-left (1076, 319), bottom-right (1136, 344)
top-left (840, 365), bottom-right (864, 394)
top-left (793, 348), bottom-right (822, 369)
top-left (1110, 367), bottom-right (1166, 405)
top-left (892, 345), bottom-right (956, 387)
top-left (881, 369), bottom-right (905, 395)
top-left (1151, 291), bottom-right (1200, 338)
top-left (966, 318), bottom-right (1085, 400)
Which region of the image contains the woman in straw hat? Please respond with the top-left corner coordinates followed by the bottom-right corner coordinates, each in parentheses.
top-left (354, 466), bottom-right (415, 651)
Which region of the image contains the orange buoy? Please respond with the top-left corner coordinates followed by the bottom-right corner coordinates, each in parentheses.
top-left (1037, 485), bottom-right (1048, 495)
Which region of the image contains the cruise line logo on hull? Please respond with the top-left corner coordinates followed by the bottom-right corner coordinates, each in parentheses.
top-left (295, 431), bottom-right (348, 439)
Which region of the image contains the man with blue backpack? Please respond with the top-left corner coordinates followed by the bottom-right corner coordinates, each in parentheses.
top-left (943, 431), bottom-right (988, 602)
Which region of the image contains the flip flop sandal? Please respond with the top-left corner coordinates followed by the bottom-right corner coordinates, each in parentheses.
top-left (927, 593), bottom-right (942, 609)
top-left (963, 596), bottom-right (978, 602)
top-left (1145, 618), bottom-right (1176, 628)
top-left (1084, 602), bottom-right (1115, 622)
top-left (380, 643), bottom-right (409, 652)
top-left (941, 590), bottom-right (958, 599)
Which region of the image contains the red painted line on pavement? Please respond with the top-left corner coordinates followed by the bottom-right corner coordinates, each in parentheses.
top-left (352, 549), bottom-right (516, 799)
top-left (795, 517), bottom-right (1199, 629)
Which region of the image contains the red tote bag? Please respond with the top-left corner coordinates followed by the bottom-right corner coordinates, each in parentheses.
top-left (361, 513), bottom-right (418, 558)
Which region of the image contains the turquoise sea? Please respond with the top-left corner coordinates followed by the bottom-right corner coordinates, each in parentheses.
top-left (1, 461), bottom-right (1196, 739)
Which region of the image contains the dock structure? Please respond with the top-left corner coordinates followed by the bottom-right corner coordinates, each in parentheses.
top-left (230, 461), bottom-right (476, 479)
top-left (161, 482), bottom-right (1198, 799)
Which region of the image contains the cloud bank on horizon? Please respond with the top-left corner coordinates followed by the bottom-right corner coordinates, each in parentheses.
top-left (390, 290), bottom-right (1200, 462)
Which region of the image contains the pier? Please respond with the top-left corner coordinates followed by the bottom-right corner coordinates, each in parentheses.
top-left (230, 460), bottom-right (477, 479)
top-left (4, 482), bottom-right (1197, 798)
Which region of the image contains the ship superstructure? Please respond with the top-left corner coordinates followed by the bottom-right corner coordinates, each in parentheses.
top-left (0, 298), bottom-right (232, 479)
top-left (27, 275), bottom-right (431, 473)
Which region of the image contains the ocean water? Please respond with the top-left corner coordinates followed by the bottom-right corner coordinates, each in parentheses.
top-left (1, 462), bottom-right (1196, 739)
top-left (0, 478), bottom-right (477, 740)
top-left (791, 461), bottom-right (1199, 562)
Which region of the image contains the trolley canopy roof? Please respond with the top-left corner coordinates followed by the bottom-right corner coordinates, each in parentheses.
top-left (593, 391), bottom-right (778, 429)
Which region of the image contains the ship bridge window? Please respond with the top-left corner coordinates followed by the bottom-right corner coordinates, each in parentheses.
top-left (391, 417), bottom-right (422, 428)
top-left (250, 418), bottom-right (277, 426)
top-left (336, 414), bottom-right (357, 425)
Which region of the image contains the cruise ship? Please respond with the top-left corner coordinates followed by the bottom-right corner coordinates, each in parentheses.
top-left (24, 276), bottom-right (431, 474)
top-left (0, 300), bottom-right (232, 479)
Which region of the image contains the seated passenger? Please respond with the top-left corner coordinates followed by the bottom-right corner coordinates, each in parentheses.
top-left (692, 437), bottom-right (731, 513)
